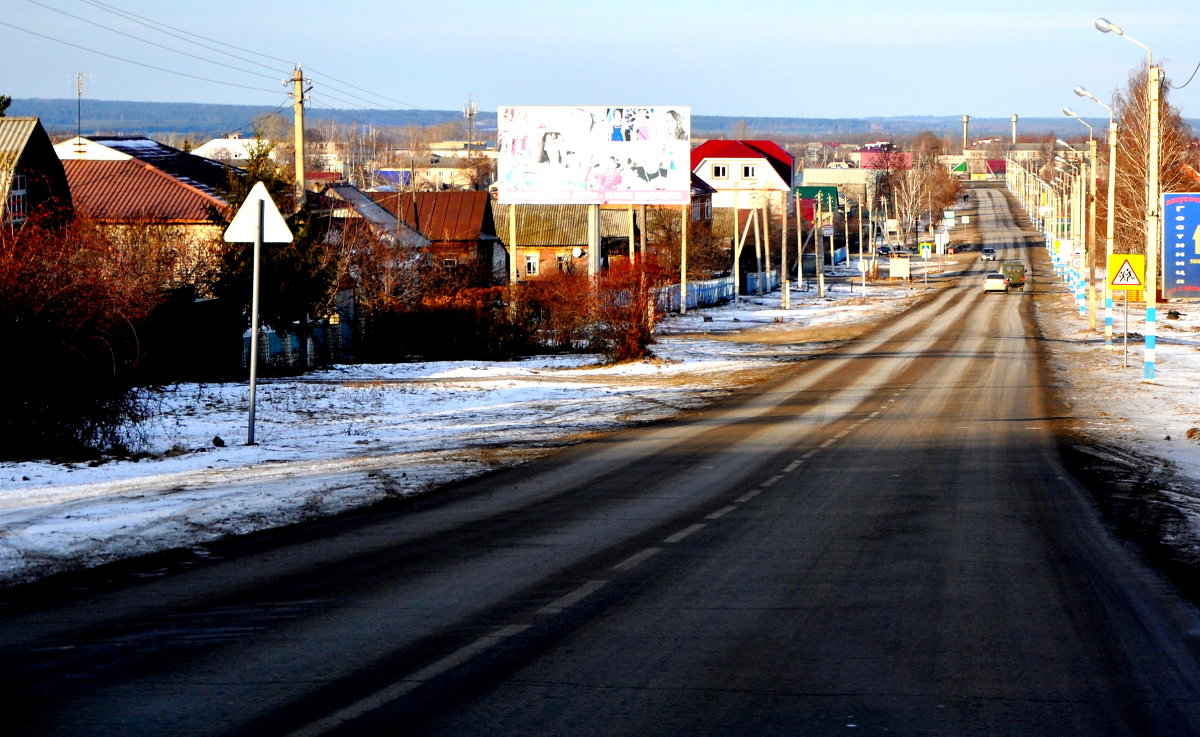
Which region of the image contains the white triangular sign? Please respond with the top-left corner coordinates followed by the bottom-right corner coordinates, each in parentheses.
top-left (224, 181), bottom-right (294, 243)
top-left (1112, 259), bottom-right (1142, 286)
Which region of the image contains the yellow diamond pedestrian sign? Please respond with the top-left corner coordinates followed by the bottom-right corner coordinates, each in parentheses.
top-left (1108, 254), bottom-right (1144, 291)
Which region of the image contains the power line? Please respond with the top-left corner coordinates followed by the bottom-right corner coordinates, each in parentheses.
top-left (75, 0), bottom-right (427, 110)
top-left (1169, 58), bottom-right (1200, 89)
top-left (27, 0), bottom-right (281, 83)
top-left (0, 20), bottom-right (281, 95)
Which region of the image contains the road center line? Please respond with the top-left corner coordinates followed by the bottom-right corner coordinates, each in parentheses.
top-left (611, 547), bottom-right (661, 571)
top-left (820, 438), bottom-right (836, 448)
top-left (538, 580), bottom-right (608, 614)
top-left (705, 505), bottom-right (737, 520)
top-left (282, 624), bottom-right (532, 737)
top-left (802, 449), bottom-right (819, 459)
top-left (761, 474), bottom-right (784, 487)
top-left (783, 461), bottom-right (801, 472)
top-left (735, 488), bottom-right (762, 503)
top-left (664, 523), bottom-right (706, 544)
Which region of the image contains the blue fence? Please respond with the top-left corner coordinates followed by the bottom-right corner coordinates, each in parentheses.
top-left (655, 270), bottom-right (779, 312)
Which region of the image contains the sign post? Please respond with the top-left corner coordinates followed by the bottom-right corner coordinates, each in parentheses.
top-left (1108, 254), bottom-right (1146, 370)
top-left (224, 182), bottom-right (294, 445)
top-left (1162, 193), bottom-right (1200, 299)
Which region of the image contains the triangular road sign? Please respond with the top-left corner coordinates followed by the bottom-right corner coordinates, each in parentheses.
top-left (1112, 260), bottom-right (1141, 286)
top-left (224, 181), bottom-right (294, 243)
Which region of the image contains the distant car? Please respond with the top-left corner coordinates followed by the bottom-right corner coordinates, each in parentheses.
top-left (878, 245), bottom-right (892, 256)
top-left (983, 272), bottom-right (1010, 292)
top-left (980, 247), bottom-right (997, 261)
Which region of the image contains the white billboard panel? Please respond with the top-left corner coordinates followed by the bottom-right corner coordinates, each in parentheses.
top-left (497, 105), bottom-right (691, 205)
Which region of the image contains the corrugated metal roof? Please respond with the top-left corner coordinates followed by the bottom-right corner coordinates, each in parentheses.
top-left (369, 190), bottom-right (492, 243)
top-left (79, 136), bottom-right (235, 201)
top-left (63, 159), bottom-right (226, 221)
top-left (491, 203), bottom-right (631, 246)
top-left (0, 117), bottom-right (39, 157)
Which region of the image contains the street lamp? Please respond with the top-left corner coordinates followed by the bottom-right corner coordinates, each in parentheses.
top-left (1097, 16), bottom-right (1160, 381)
top-left (1064, 108), bottom-right (1098, 326)
top-left (1076, 85), bottom-right (1119, 348)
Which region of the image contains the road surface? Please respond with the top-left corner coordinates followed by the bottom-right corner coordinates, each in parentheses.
top-left (3, 186), bottom-right (1200, 736)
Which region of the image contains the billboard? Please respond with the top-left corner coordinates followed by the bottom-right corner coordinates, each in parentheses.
top-left (1163, 192), bottom-right (1200, 299)
top-left (497, 105), bottom-right (691, 205)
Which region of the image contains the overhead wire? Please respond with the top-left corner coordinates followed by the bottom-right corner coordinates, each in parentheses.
top-left (0, 20), bottom-right (281, 95)
top-left (26, 0), bottom-right (282, 83)
top-left (72, 0), bottom-right (430, 110)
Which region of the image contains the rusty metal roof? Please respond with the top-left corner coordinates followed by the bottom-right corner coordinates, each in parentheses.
top-left (63, 159), bottom-right (226, 222)
top-left (368, 190), bottom-right (493, 243)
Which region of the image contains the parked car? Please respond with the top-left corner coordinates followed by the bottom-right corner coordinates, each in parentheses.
top-left (980, 247), bottom-right (997, 261)
top-left (983, 272), bottom-right (1010, 292)
top-left (878, 245), bottom-right (892, 256)
top-left (1000, 261), bottom-right (1026, 289)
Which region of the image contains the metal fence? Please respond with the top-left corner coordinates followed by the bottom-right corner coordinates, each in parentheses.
top-left (656, 271), bottom-right (779, 312)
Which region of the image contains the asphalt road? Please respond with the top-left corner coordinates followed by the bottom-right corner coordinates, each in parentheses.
top-left (3, 186), bottom-right (1200, 736)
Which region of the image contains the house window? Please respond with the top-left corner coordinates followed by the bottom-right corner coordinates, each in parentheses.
top-left (741, 164), bottom-right (757, 179)
top-left (711, 164), bottom-right (728, 179)
top-left (6, 174), bottom-right (28, 224)
top-left (556, 255), bottom-right (571, 272)
top-left (524, 253), bottom-right (540, 276)
top-left (441, 257), bottom-right (458, 269)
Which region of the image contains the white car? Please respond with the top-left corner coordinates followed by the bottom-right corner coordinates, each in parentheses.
top-left (980, 247), bottom-right (998, 261)
top-left (983, 272), bottom-right (1010, 293)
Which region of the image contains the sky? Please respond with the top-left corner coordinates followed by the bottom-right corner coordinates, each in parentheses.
top-left (3, 2), bottom-right (1200, 122)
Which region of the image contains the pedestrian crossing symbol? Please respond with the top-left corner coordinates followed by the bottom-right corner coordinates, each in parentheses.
top-left (1108, 254), bottom-right (1145, 291)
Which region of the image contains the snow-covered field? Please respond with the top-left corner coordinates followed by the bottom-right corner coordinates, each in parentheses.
top-left (3, 260), bottom-right (1199, 588)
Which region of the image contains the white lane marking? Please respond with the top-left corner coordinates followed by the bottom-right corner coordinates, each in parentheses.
top-left (784, 461), bottom-right (801, 472)
top-left (869, 411), bottom-right (881, 418)
top-left (611, 547), bottom-right (661, 571)
top-left (820, 438), bottom-right (836, 448)
top-left (664, 523), bottom-right (706, 544)
top-left (735, 488), bottom-right (762, 503)
top-left (705, 505), bottom-right (737, 520)
top-left (282, 624), bottom-right (531, 737)
top-left (761, 474), bottom-right (784, 487)
top-left (538, 580), bottom-right (608, 614)
top-left (802, 449), bottom-right (819, 459)
top-left (835, 429), bottom-right (850, 439)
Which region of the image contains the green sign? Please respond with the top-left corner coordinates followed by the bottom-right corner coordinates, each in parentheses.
top-left (793, 186), bottom-right (839, 209)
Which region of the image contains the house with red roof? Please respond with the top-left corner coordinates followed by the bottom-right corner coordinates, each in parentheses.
top-left (690, 140), bottom-right (794, 211)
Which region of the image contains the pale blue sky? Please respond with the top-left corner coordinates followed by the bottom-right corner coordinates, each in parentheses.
top-left (4, 0), bottom-right (1199, 122)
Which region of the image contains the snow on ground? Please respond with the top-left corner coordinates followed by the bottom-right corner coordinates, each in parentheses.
top-left (2, 255), bottom-right (1198, 588)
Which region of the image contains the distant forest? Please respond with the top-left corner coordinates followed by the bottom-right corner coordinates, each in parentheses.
top-left (9, 97), bottom-right (1155, 143)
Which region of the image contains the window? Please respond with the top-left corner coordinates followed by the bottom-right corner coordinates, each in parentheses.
top-left (741, 164), bottom-right (757, 179)
top-left (524, 253), bottom-right (540, 276)
top-left (6, 174), bottom-right (28, 224)
top-left (556, 255), bottom-right (572, 272)
top-left (711, 164), bottom-right (728, 179)
top-left (441, 257), bottom-right (458, 269)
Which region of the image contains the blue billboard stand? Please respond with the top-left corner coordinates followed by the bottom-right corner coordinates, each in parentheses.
top-left (1163, 193), bottom-right (1200, 300)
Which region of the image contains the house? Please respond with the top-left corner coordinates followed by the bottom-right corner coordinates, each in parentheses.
top-left (0, 117), bottom-right (72, 227)
top-left (191, 135), bottom-right (277, 167)
top-left (54, 135), bottom-right (235, 201)
top-left (60, 158), bottom-right (228, 281)
top-left (691, 140), bottom-right (794, 213)
top-left (491, 203), bottom-right (640, 280)
top-left (367, 190), bottom-right (501, 280)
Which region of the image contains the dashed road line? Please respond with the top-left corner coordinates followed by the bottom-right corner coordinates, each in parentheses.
top-left (282, 624), bottom-right (531, 737)
top-left (611, 547), bottom-right (661, 571)
top-left (761, 474), bottom-right (784, 487)
top-left (735, 488), bottom-right (762, 503)
top-left (705, 505), bottom-right (737, 520)
top-left (664, 523), bottom-right (706, 544)
top-left (783, 460), bottom-right (801, 472)
top-left (802, 449), bottom-right (819, 459)
top-left (538, 580), bottom-right (608, 614)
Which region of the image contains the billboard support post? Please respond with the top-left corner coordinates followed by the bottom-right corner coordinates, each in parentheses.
top-left (680, 204), bottom-right (688, 315)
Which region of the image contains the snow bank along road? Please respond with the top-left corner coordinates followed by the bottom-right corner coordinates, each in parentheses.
top-left (3, 186), bottom-right (1200, 736)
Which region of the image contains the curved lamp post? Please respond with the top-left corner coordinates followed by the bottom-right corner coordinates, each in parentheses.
top-left (1076, 85), bottom-right (1119, 347)
top-left (1097, 16), bottom-right (1160, 381)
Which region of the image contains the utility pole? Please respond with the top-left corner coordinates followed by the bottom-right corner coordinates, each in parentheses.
top-left (463, 97), bottom-right (477, 188)
top-left (289, 66), bottom-right (311, 208)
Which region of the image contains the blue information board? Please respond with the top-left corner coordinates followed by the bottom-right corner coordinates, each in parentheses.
top-left (1163, 192), bottom-right (1200, 299)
